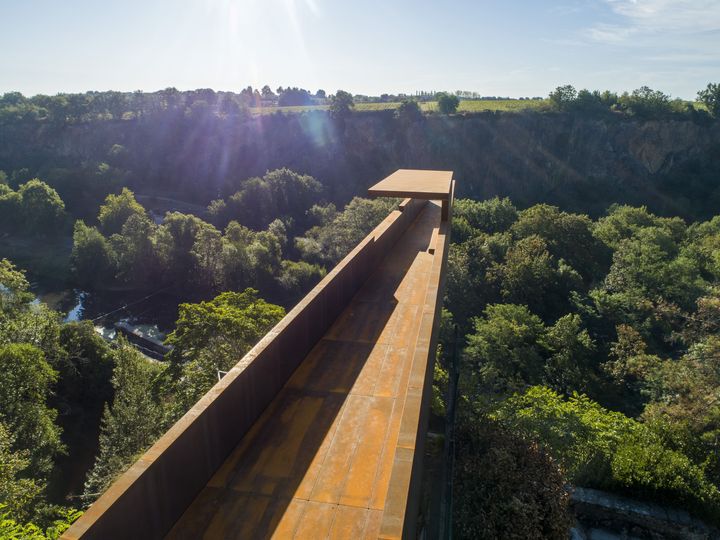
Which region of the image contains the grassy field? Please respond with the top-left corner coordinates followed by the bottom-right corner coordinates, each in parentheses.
top-left (250, 99), bottom-right (548, 115)
top-left (424, 99), bottom-right (548, 113)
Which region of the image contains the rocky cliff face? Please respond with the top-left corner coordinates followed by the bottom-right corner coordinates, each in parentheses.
top-left (347, 112), bottom-right (719, 218)
top-left (1, 111), bottom-right (718, 219)
top-left (349, 112), bottom-right (720, 217)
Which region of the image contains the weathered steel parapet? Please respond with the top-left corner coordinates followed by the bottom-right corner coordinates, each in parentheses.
top-left (371, 171), bottom-right (454, 539)
top-left (63, 169), bottom-right (453, 540)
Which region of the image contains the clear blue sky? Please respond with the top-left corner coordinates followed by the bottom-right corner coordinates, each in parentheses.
top-left (1, 0), bottom-right (718, 99)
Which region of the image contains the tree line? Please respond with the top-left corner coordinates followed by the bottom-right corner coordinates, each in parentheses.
top-left (0, 87), bottom-right (353, 125)
top-left (2, 82), bottom-right (717, 127)
top-left (548, 83), bottom-right (720, 119)
top-left (0, 178), bottom-right (66, 234)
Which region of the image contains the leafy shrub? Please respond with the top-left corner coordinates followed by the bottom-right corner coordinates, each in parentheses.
top-left (431, 354), bottom-right (449, 417)
top-left (613, 440), bottom-right (720, 519)
top-left (619, 86), bottom-right (672, 117)
top-left (295, 197), bottom-right (397, 265)
top-left (395, 99), bottom-right (422, 123)
top-left (454, 197), bottom-right (518, 235)
top-left (0, 504), bottom-right (81, 540)
top-left (698, 83), bottom-right (720, 117)
top-left (453, 419), bottom-right (571, 539)
top-left (492, 386), bottom-right (720, 523)
top-left (549, 85), bottom-right (577, 111)
top-left (437, 92), bottom-right (460, 114)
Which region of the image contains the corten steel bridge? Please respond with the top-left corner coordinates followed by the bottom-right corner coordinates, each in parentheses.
top-left (63, 169), bottom-right (454, 540)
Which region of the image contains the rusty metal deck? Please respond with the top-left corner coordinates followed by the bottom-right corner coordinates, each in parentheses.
top-left (165, 202), bottom-right (445, 539)
top-left (367, 169), bottom-right (453, 200)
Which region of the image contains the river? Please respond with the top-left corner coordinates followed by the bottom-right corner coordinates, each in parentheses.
top-left (32, 285), bottom-right (184, 348)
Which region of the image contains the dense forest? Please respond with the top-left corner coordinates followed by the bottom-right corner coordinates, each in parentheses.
top-left (444, 198), bottom-right (720, 536)
top-left (1, 83), bottom-right (720, 538)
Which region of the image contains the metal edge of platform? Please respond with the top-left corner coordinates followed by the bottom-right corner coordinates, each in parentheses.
top-left (62, 199), bottom-right (430, 540)
top-left (378, 181), bottom-right (454, 540)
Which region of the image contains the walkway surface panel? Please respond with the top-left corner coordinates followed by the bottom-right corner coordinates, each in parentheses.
top-left (165, 202), bottom-right (442, 539)
top-left (367, 169), bottom-right (453, 200)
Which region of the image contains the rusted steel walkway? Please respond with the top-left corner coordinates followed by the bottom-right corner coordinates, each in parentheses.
top-left (166, 201), bottom-right (447, 539)
top-left (63, 170), bottom-right (453, 540)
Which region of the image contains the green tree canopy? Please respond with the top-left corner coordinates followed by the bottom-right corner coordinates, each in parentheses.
top-left (115, 214), bottom-right (160, 286)
top-left (394, 99), bottom-right (422, 123)
top-left (329, 90), bottom-right (354, 118)
top-left (454, 197), bottom-right (518, 236)
top-left (543, 314), bottom-right (596, 394)
top-left (465, 304), bottom-right (546, 394)
top-left (549, 85), bottom-right (577, 111)
top-left (82, 340), bottom-right (164, 502)
top-left (191, 226), bottom-right (225, 291)
top-left (56, 321), bottom-right (114, 410)
top-left (643, 335), bottom-right (720, 485)
top-left (70, 221), bottom-right (117, 288)
top-left (278, 260), bottom-right (325, 295)
top-left (17, 180), bottom-right (66, 234)
top-left (436, 92), bottom-right (460, 114)
top-left (155, 212), bottom-right (210, 285)
top-left (698, 83), bottom-right (720, 117)
top-left (493, 235), bottom-right (582, 317)
top-left (619, 86), bottom-right (672, 117)
top-left (0, 344), bottom-right (63, 478)
top-left (0, 187), bottom-right (21, 232)
top-left (446, 234), bottom-right (505, 328)
top-left (0, 423), bottom-right (43, 523)
top-left (593, 204), bottom-right (685, 250)
top-left (165, 289), bottom-right (284, 364)
top-left (465, 304), bottom-right (597, 397)
top-left (163, 290), bottom-right (285, 419)
top-left (216, 169), bottom-right (322, 231)
top-left (0, 259), bottom-right (34, 315)
top-left (296, 197), bottom-right (397, 265)
top-left (0, 260), bottom-right (63, 365)
top-left (97, 188), bottom-right (146, 235)
top-left (511, 204), bottom-right (608, 281)
top-left (597, 226), bottom-right (706, 324)
top-left (492, 386), bottom-right (720, 522)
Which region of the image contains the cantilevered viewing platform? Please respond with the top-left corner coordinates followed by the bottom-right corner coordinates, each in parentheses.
top-left (368, 169), bottom-right (454, 221)
top-left (63, 169), bottom-right (454, 540)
